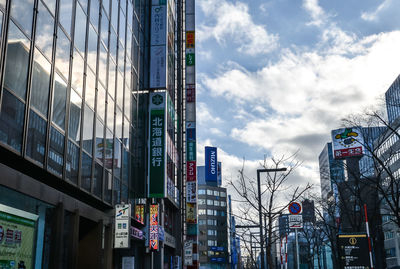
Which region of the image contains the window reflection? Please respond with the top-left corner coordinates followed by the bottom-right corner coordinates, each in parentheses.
top-left (0, 90), bottom-right (25, 152)
top-left (95, 117), bottom-right (104, 164)
top-left (104, 128), bottom-right (113, 170)
top-left (111, 0), bottom-right (118, 31)
top-left (122, 148), bottom-right (129, 185)
top-left (35, 2), bottom-right (54, 60)
top-left (121, 183), bottom-right (127, 202)
top-left (31, 50), bottom-right (51, 116)
top-left (82, 104), bottom-right (94, 154)
top-left (98, 43), bottom-right (107, 86)
top-left (123, 116), bottom-right (129, 149)
top-left (90, 0), bottom-right (99, 30)
top-left (68, 89), bottom-right (81, 142)
top-left (124, 82), bottom-right (131, 119)
top-left (42, 0), bottom-right (56, 15)
top-left (78, 0), bottom-right (88, 14)
top-left (94, 163), bottom-right (102, 197)
top-left (109, 29), bottom-right (117, 61)
top-left (85, 69), bottom-right (96, 109)
top-left (97, 84), bottom-right (106, 121)
top-left (116, 72), bottom-right (123, 108)
top-left (108, 60), bottom-right (116, 98)
top-left (104, 171), bottom-right (112, 203)
top-left (52, 73), bottom-right (67, 130)
top-left (71, 50), bottom-right (84, 96)
top-left (102, 0), bottom-right (110, 16)
top-left (113, 177), bottom-right (120, 204)
top-left (81, 152), bottom-right (92, 192)
top-left (87, 24), bottom-right (98, 71)
top-left (55, 27), bottom-right (71, 80)
top-left (0, 0), bottom-right (5, 10)
top-left (100, 14), bottom-right (109, 46)
top-left (115, 106), bottom-right (122, 139)
top-left (4, 21), bottom-right (31, 100)
top-left (26, 110), bottom-right (47, 164)
top-left (113, 138), bottom-right (121, 176)
top-left (74, 4), bottom-right (87, 53)
top-left (59, 0), bottom-right (73, 36)
top-left (106, 95), bottom-right (114, 131)
top-left (10, 0), bottom-right (34, 36)
top-left (48, 126), bottom-right (65, 176)
top-left (66, 140), bottom-right (79, 184)
top-left (118, 41), bottom-right (124, 72)
top-left (119, 11), bottom-right (126, 45)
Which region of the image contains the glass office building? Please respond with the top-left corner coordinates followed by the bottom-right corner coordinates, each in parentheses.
top-left (0, 0), bottom-right (176, 268)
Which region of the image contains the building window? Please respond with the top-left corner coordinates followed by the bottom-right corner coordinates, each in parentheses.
top-left (207, 219), bottom-right (217, 226)
top-left (207, 209), bottom-right (214, 216)
top-left (213, 190), bottom-right (219, 196)
top-left (198, 209), bottom-right (206, 215)
top-left (199, 220), bottom-right (206, 225)
top-left (198, 189), bottom-right (206, 195)
top-left (208, 240), bottom-right (216, 246)
top-left (198, 199), bottom-right (206, 205)
top-left (207, 199), bottom-right (213, 206)
top-left (220, 191), bottom-right (226, 197)
top-left (385, 231), bottom-right (395, 240)
top-left (386, 248), bottom-right (396, 258)
top-left (220, 201), bottom-right (226, 207)
top-left (214, 200), bottom-right (220, 206)
top-left (208, 229), bottom-right (217, 236)
top-left (207, 189), bottom-right (213, 196)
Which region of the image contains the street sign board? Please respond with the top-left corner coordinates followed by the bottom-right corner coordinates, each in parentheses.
top-left (114, 204), bottom-right (131, 248)
top-left (288, 215), bottom-right (303, 229)
top-left (288, 202), bottom-right (302, 215)
top-left (337, 233), bottom-right (370, 269)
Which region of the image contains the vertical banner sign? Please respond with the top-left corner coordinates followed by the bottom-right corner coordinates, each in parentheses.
top-left (135, 205), bottom-right (145, 224)
top-left (205, 147), bottom-right (218, 182)
top-left (148, 92), bottom-right (166, 198)
top-left (114, 204), bottom-right (131, 248)
top-left (150, 1), bottom-right (167, 88)
top-left (187, 181), bottom-right (196, 203)
top-left (150, 204), bottom-right (159, 250)
top-left (0, 206), bottom-right (38, 269)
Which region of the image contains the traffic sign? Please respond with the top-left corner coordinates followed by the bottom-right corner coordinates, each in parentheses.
top-left (288, 215), bottom-right (303, 229)
top-left (288, 202), bottom-right (302, 215)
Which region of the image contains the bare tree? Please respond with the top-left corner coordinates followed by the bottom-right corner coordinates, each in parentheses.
top-left (229, 154), bottom-right (312, 269)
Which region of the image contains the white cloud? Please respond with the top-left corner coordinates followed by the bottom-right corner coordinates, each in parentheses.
top-left (197, 102), bottom-right (223, 125)
top-left (303, 0), bottom-right (326, 26)
top-left (361, 0), bottom-right (392, 22)
top-left (197, 0), bottom-right (279, 55)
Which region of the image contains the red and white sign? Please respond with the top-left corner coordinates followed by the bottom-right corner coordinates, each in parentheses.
top-left (187, 161), bottom-right (196, 181)
top-left (332, 128), bottom-right (364, 159)
top-left (150, 204), bottom-right (159, 250)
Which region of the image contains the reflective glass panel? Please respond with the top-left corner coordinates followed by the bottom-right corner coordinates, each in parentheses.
top-left (122, 116), bottom-right (129, 148)
top-left (59, 0), bottom-right (73, 36)
top-left (78, 0), bottom-right (88, 14)
top-left (104, 171), bottom-right (112, 203)
top-left (104, 128), bottom-right (113, 170)
top-left (127, 1), bottom-right (132, 29)
top-left (113, 138), bottom-right (121, 176)
top-left (108, 60), bottom-right (116, 98)
top-left (111, 0), bottom-right (118, 31)
top-left (90, 0), bottom-right (99, 30)
top-left (87, 24), bottom-right (97, 71)
top-left (55, 27), bottom-right (70, 80)
top-left (68, 89), bottom-right (82, 142)
top-left (0, 0), bottom-right (5, 10)
top-left (10, 0), bottom-right (34, 36)
top-left (85, 69), bottom-right (96, 109)
top-left (52, 73), bottom-right (67, 130)
top-left (71, 50), bottom-right (84, 96)
top-left (115, 106), bottom-right (122, 139)
top-left (0, 90), bottom-right (25, 152)
top-left (48, 126), bottom-right (65, 176)
top-left (106, 95), bottom-right (114, 131)
top-left (95, 117), bottom-right (104, 163)
top-left (102, 0), bottom-right (110, 16)
top-left (66, 140), bottom-right (79, 184)
top-left (116, 72), bottom-right (123, 108)
top-left (119, 11), bottom-right (125, 45)
top-left (4, 22), bottom-right (30, 100)
top-left (31, 49), bottom-right (51, 116)
top-left (98, 43), bottom-right (107, 86)
top-left (113, 177), bottom-right (120, 204)
top-left (121, 183), bottom-right (127, 202)
top-left (43, 0), bottom-right (56, 15)
top-left (81, 152), bottom-right (92, 191)
top-left (97, 83), bottom-right (106, 121)
top-left (26, 110), bottom-right (47, 164)
top-left (74, 4), bottom-right (87, 53)
top-left (121, 148), bottom-right (128, 184)
top-left (82, 104), bottom-right (94, 154)
top-left (126, 29), bottom-right (132, 62)
top-left (124, 82), bottom-right (130, 119)
top-left (35, 2), bottom-right (54, 60)
top-left (93, 163), bottom-right (103, 197)
top-left (109, 29), bottom-right (117, 61)
top-left (100, 13), bottom-right (109, 46)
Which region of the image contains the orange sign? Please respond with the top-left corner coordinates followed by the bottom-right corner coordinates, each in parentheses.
top-left (135, 205), bottom-right (144, 224)
top-left (150, 205), bottom-right (159, 250)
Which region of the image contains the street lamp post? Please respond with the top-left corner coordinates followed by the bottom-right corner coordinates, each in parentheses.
top-left (257, 168), bottom-right (287, 269)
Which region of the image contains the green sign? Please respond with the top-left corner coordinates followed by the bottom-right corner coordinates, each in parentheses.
top-left (149, 110), bottom-right (165, 198)
top-left (0, 210), bottom-right (36, 269)
top-left (186, 53), bottom-right (195, 66)
top-left (187, 141), bottom-right (196, 161)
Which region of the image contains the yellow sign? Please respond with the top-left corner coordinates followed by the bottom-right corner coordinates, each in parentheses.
top-left (349, 237), bottom-right (357, 245)
top-left (186, 31), bottom-right (195, 48)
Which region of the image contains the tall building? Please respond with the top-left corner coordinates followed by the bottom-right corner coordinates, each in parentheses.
top-left (197, 149), bottom-right (229, 268)
top-left (0, 0), bottom-right (192, 268)
top-left (385, 74), bottom-right (400, 124)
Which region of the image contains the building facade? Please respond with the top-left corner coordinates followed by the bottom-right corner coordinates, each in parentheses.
top-left (0, 0), bottom-right (191, 268)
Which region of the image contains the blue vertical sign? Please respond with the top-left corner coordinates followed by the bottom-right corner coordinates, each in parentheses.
top-left (205, 147), bottom-right (217, 182)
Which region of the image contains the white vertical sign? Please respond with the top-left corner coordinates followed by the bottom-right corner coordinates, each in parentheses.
top-left (114, 204), bottom-right (131, 248)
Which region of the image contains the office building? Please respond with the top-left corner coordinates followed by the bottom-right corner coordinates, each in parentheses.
top-left (0, 0), bottom-right (193, 268)
top-left (385, 74), bottom-right (400, 124)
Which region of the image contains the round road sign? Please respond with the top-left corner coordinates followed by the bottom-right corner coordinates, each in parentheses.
top-left (288, 202), bottom-right (302, 215)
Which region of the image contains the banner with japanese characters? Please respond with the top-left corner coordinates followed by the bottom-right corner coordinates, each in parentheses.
top-left (148, 92), bottom-right (167, 198)
top-left (135, 205), bottom-right (145, 224)
top-left (0, 206), bottom-right (37, 269)
top-left (150, 204), bottom-right (159, 250)
top-left (114, 204), bottom-right (131, 248)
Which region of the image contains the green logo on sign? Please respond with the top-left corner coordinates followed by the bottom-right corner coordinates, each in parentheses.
top-left (152, 94), bottom-right (163, 105)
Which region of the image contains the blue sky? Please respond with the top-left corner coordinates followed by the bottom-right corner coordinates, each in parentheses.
top-left (195, 0), bottom-right (400, 190)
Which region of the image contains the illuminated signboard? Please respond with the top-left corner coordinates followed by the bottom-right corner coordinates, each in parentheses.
top-left (150, 204), bottom-right (159, 250)
top-left (331, 127), bottom-right (364, 159)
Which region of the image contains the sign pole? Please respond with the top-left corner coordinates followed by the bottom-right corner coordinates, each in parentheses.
top-left (364, 204), bottom-right (374, 269)
top-left (295, 228), bottom-right (300, 269)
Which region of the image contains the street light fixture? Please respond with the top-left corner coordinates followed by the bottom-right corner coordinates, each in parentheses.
top-left (257, 168), bottom-right (287, 269)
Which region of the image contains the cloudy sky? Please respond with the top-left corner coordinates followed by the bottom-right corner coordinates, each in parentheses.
top-left (195, 0), bottom-right (400, 192)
